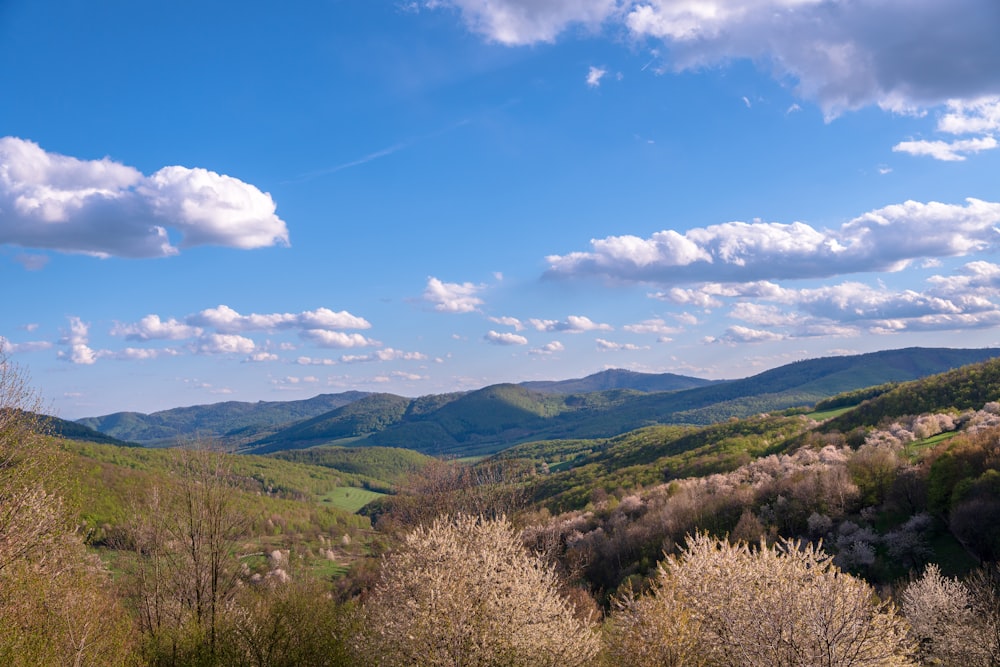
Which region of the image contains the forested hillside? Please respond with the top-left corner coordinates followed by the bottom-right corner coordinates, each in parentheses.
top-left (9, 352), bottom-right (1000, 665)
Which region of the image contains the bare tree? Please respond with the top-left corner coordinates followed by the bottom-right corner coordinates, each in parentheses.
top-left (122, 446), bottom-right (249, 664)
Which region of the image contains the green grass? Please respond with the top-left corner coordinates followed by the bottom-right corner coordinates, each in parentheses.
top-left (318, 487), bottom-right (385, 513)
top-left (906, 431), bottom-right (958, 458)
top-left (804, 406), bottom-right (854, 421)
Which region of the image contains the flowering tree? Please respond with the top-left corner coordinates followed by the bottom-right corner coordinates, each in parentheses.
top-left (607, 533), bottom-right (915, 667)
top-left (364, 514), bottom-right (599, 667)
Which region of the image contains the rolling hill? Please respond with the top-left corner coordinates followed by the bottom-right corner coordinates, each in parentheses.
top-left (77, 391), bottom-right (371, 445)
top-left (239, 347), bottom-right (1000, 457)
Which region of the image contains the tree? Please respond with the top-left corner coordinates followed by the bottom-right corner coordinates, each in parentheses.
top-left (363, 514), bottom-right (600, 667)
top-left (903, 563), bottom-right (1000, 667)
top-left (0, 354), bottom-right (135, 665)
top-left (121, 447), bottom-right (249, 665)
top-left (608, 533), bottom-right (915, 667)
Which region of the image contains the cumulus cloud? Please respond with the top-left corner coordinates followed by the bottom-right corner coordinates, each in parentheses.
top-left (488, 315), bottom-right (524, 331)
top-left (187, 304), bottom-right (370, 333)
top-left (193, 333), bottom-right (257, 355)
top-left (57, 316), bottom-right (103, 364)
top-left (529, 340), bottom-right (565, 355)
top-left (423, 276), bottom-right (485, 313)
top-left (547, 198), bottom-right (1000, 285)
top-left (429, 0), bottom-right (618, 45)
top-left (300, 330), bottom-right (378, 349)
top-left (586, 66), bottom-right (607, 87)
top-left (596, 338), bottom-right (648, 351)
top-left (528, 315), bottom-right (612, 333)
top-left (339, 348), bottom-right (428, 363)
top-left (715, 325), bottom-right (788, 344)
top-left (111, 314), bottom-right (202, 341)
top-left (0, 337), bottom-right (53, 354)
top-left (296, 356), bottom-right (337, 366)
top-left (622, 318), bottom-right (682, 335)
top-left (115, 347), bottom-right (180, 361)
top-left (0, 137), bottom-right (289, 259)
top-left (893, 96), bottom-right (1000, 160)
top-left (484, 330), bottom-right (529, 345)
top-left (893, 136), bottom-right (998, 161)
top-left (428, 1), bottom-right (1000, 115)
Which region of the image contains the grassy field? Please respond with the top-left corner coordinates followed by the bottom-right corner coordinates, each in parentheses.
top-left (804, 406), bottom-right (855, 421)
top-left (318, 487), bottom-right (385, 513)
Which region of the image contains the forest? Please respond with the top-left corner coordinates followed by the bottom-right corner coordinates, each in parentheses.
top-left (4, 352), bottom-right (1000, 665)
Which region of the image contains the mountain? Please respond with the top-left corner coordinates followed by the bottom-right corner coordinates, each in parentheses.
top-left (77, 391), bottom-right (371, 445)
top-left (39, 414), bottom-right (139, 447)
top-left (520, 369), bottom-right (717, 394)
top-left (242, 347), bottom-right (1000, 457)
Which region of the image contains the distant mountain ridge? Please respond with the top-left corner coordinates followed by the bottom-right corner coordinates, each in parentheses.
top-left (77, 391), bottom-right (370, 445)
top-left (520, 369), bottom-right (717, 394)
top-left (78, 347), bottom-right (1000, 455)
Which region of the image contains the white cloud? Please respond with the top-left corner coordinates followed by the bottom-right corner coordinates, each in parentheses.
top-left (339, 348), bottom-right (428, 363)
top-left (528, 315), bottom-right (612, 333)
top-left (488, 315), bottom-right (524, 331)
top-left (893, 136), bottom-right (998, 161)
top-left (484, 330), bottom-right (529, 345)
top-left (296, 356), bottom-right (337, 366)
top-left (529, 340), bottom-right (565, 355)
top-left (246, 351), bottom-right (279, 362)
top-left (423, 276), bottom-right (485, 313)
top-left (0, 137), bottom-right (288, 259)
top-left (622, 318), bottom-right (681, 335)
top-left (548, 198), bottom-right (1000, 285)
top-left (187, 304), bottom-right (370, 333)
top-left (115, 347), bottom-right (180, 361)
top-left (57, 316), bottom-right (102, 364)
top-left (194, 333), bottom-right (257, 355)
top-left (586, 66), bottom-right (607, 87)
top-left (893, 97), bottom-right (1000, 162)
top-left (432, 0), bottom-right (618, 45)
top-left (938, 97), bottom-right (1000, 135)
top-left (300, 330), bottom-right (378, 349)
top-left (112, 314), bottom-right (202, 341)
top-left (0, 337), bottom-right (53, 354)
top-left (596, 338), bottom-right (648, 351)
top-left (716, 325), bottom-right (788, 344)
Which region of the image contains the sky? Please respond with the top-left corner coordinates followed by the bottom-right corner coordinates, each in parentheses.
top-left (2, 0), bottom-right (1000, 419)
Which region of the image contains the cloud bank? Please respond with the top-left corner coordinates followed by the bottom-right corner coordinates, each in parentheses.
top-left (427, 0), bottom-right (1000, 115)
top-left (0, 137), bottom-right (289, 259)
top-left (547, 198), bottom-right (1000, 285)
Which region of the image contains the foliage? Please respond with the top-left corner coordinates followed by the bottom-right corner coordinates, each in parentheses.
top-left (77, 391), bottom-right (371, 446)
top-left (363, 515), bottom-right (600, 667)
top-left (0, 355), bottom-right (136, 665)
top-left (610, 533), bottom-right (915, 666)
top-left (271, 445), bottom-right (434, 489)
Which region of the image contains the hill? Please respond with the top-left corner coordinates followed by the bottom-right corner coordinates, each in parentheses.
top-left (243, 347), bottom-right (1000, 457)
top-left (39, 413), bottom-right (139, 447)
top-left (520, 368), bottom-right (716, 394)
top-left (77, 391), bottom-right (371, 445)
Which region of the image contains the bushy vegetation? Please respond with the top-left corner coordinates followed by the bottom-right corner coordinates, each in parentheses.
top-left (9, 351), bottom-right (1000, 664)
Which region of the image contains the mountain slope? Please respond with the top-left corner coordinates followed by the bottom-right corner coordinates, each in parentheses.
top-left (520, 369), bottom-right (716, 394)
top-left (245, 347), bottom-right (1000, 457)
top-left (77, 391), bottom-right (371, 445)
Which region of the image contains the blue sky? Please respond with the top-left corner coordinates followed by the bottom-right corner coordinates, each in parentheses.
top-left (2, 0), bottom-right (999, 419)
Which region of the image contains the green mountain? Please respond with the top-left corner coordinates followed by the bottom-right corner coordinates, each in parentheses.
top-left (520, 369), bottom-right (717, 394)
top-left (39, 414), bottom-right (139, 447)
top-left (243, 347), bottom-right (1000, 457)
top-left (76, 391), bottom-right (371, 445)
